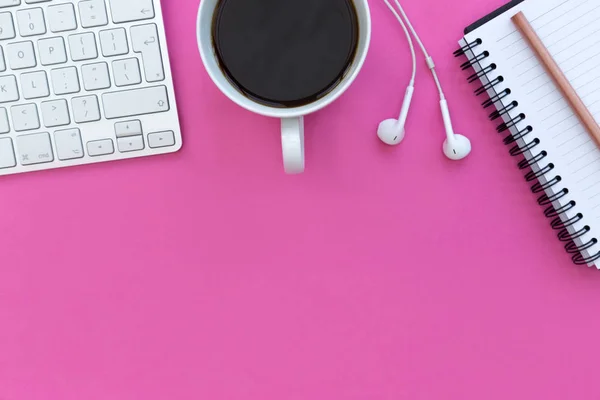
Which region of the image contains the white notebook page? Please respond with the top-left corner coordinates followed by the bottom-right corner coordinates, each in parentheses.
top-left (463, 0), bottom-right (600, 265)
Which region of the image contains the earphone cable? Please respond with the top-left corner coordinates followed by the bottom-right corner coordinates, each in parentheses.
top-left (383, 0), bottom-right (416, 86)
top-left (392, 0), bottom-right (446, 99)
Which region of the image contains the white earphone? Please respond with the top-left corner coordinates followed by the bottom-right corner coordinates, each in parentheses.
top-left (379, 0), bottom-right (472, 160)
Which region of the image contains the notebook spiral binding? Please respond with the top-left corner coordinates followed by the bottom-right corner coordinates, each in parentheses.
top-left (454, 38), bottom-right (600, 266)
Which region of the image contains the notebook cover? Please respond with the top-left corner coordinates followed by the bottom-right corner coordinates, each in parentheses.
top-left (464, 0), bottom-right (525, 34)
top-left (457, 0), bottom-right (600, 267)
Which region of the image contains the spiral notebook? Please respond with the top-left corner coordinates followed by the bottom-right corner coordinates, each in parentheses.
top-left (455, 0), bottom-right (600, 268)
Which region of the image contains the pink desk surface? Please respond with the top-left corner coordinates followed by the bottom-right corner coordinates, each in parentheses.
top-left (2, 0), bottom-right (600, 399)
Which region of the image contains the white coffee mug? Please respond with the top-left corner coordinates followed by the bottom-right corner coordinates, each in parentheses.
top-left (197, 0), bottom-right (371, 174)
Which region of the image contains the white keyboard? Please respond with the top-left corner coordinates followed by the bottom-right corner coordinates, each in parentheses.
top-left (0, 0), bottom-right (182, 176)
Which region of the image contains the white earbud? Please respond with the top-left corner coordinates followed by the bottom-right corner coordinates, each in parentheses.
top-left (382, 0), bottom-right (473, 161)
top-left (440, 99), bottom-right (471, 160)
top-left (378, 85), bottom-right (414, 145)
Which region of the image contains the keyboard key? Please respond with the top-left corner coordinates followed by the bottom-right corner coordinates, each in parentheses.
top-left (38, 37), bottom-right (67, 65)
top-left (131, 24), bottom-right (164, 83)
top-left (0, 75), bottom-right (18, 103)
top-left (99, 28), bottom-right (128, 57)
top-left (72, 95), bottom-right (100, 123)
top-left (7, 41), bottom-right (36, 69)
top-left (115, 120), bottom-right (142, 137)
top-left (21, 70), bottom-right (49, 99)
top-left (51, 66), bottom-right (79, 95)
top-left (112, 57), bottom-right (141, 87)
top-left (41, 99), bottom-right (70, 127)
top-left (148, 130), bottom-right (175, 148)
top-left (47, 3), bottom-right (77, 32)
top-left (16, 131), bottom-right (53, 165)
top-left (0, 46), bottom-right (5, 72)
top-left (25, 0), bottom-right (52, 3)
top-left (68, 32), bottom-right (97, 61)
top-left (102, 85), bottom-right (169, 119)
top-left (82, 62), bottom-right (110, 91)
top-left (118, 135), bottom-right (144, 152)
top-left (79, 0), bottom-right (108, 28)
top-left (54, 128), bottom-right (83, 160)
top-left (108, 0), bottom-right (154, 23)
top-left (0, 12), bottom-right (15, 40)
top-left (0, 0), bottom-right (19, 8)
top-left (87, 138), bottom-right (113, 156)
top-left (16, 8), bottom-right (46, 37)
top-left (11, 103), bottom-right (39, 131)
top-left (0, 136), bottom-right (14, 168)
top-left (0, 107), bottom-right (9, 133)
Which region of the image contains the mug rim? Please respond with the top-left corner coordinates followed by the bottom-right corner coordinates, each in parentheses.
top-left (197, 0), bottom-right (371, 119)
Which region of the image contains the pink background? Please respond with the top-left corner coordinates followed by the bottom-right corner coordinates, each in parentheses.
top-left (2, 0), bottom-right (600, 399)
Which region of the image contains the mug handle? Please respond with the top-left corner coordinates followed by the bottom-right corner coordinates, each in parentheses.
top-left (281, 117), bottom-right (305, 174)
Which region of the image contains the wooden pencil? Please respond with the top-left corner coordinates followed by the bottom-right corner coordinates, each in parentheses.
top-left (512, 11), bottom-right (600, 148)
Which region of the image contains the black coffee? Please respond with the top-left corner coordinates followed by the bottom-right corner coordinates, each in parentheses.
top-left (212, 0), bottom-right (359, 108)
